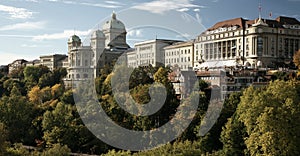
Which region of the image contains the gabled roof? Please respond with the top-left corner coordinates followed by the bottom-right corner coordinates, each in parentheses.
top-left (204, 16), bottom-right (300, 33)
top-left (275, 16), bottom-right (300, 25)
top-left (207, 17), bottom-right (247, 31)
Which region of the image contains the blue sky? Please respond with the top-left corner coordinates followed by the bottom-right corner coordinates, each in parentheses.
top-left (0, 0), bottom-right (299, 65)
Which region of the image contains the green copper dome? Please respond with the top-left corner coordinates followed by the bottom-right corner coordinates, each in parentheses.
top-left (68, 35), bottom-right (81, 42)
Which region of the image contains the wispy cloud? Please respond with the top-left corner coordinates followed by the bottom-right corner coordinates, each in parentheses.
top-left (177, 8), bottom-right (189, 12)
top-left (176, 33), bottom-right (191, 38)
top-left (0, 34), bottom-right (34, 38)
top-left (80, 2), bottom-right (122, 8)
top-left (32, 29), bottom-right (92, 41)
top-left (21, 44), bottom-right (38, 48)
top-left (127, 29), bottom-right (143, 37)
top-left (194, 8), bottom-right (200, 12)
top-left (46, 0), bottom-right (123, 8)
top-left (0, 21), bottom-right (45, 31)
top-left (132, 0), bottom-right (204, 14)
top-left (25, 0), bottom-right (39, 2)
top-left (0, 4), bottom-right (35, 19)
top-left (105, 1), bottom-right (124, 5)
top-left (195, 12), bottom-right (202, 24)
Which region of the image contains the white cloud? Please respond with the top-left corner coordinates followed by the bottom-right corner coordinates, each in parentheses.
top-left (175, 33), bottom-right (191, 39)
top-left (132, 0), bottom-right (203, 14)
top-left (21, 44), bottom-right (38, 48)
top-left (0, 21), bottom-right (45, 31)
top-left (177, 8), bottom-right (189, 12)
top-left (80, 2), bottom-right (122, 8)
top-left (33, 29), bottom-right (92, 41)
top-left (63, 1), bottom-right (76, 4)
top-left (46, 0), bottom-right (122, 8)
top-left (0, 4), bottom-right (34, 19)
top-left (25, 0), bottom-right (39, 2)
top-left (20, 44), bottom-right (51, 48)
top-left (194, 8), bottom-right (200, 12)
top-left (128, 29), bottom-right (143, 37)
top-left (105, 1), bottom-right (124, 5)
top-left (0, 34), bottom-right (34, 38)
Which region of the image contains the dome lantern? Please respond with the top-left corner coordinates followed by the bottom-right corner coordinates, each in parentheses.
top-left (102, 12), bottom-right (125, 30)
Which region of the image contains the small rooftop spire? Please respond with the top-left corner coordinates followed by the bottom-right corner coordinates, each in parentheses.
top-left (112, 11), bottom-right (116, 20)
top-left (258, 2), bottom-right (262, 19)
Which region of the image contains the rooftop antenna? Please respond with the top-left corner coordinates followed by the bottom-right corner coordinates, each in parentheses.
top-left (258, 2), bottom-right (262, 19)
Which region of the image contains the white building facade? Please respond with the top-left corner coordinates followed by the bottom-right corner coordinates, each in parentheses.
top-left (194, 16), bottom-right (300, 69)
top-left (127, 39), bottom-right (181, 68)
top-left (164, 41), bottom-right (194, 71)
top-left (64, 12), bottom-right (129, 87)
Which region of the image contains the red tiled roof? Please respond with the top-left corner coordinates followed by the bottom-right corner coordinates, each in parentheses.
top-left (275, 16), bottom-right (300, 25)
top-left (207, 17), bottom-right (247, 31)
top-left (205, 16), bottom-right (300, 32)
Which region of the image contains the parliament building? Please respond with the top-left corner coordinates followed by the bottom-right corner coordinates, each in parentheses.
top-left (64, 12), bottom-right (130, 87)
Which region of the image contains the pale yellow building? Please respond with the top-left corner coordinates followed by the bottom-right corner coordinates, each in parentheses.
top-left (164, 41), bottom-right (194, 71)
top-left (40, 54), bottom-right (67, 71)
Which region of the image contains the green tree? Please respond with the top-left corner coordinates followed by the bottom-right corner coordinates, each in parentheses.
top-left (24, 65), bottom-right (50, 90)
top-left (59, 89), bottom-right (74, 105)
top-left (5, 143), bottom-right (31, 156)
top-left (0, 122), bottom-right (8, 155)
top-left (3, 79), bottom-right (24, 96)
top-left (237, 80), bottom-right (300, 155)
top-left (24, 65), bottom-right (50, 83)
top-left (52, 68), bottom-right (67, 83)
top-left (41, 144), bottom-right (71, 156)
top-left (220, 113), bottom-right (247, 156)
top-left (38, 67), bottom-right (67, 88)
top-left (42, 102), bottom-right (94, 152)
top-left (129, 66), bottom-right (154, 89)
top-left (0, 91), bottom-right (36, 144)
top-left (38, 72), bottom-right (55, 88)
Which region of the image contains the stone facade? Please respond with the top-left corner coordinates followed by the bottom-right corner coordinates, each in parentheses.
top-left (194, 16), bottom-right (300, 69)
top-left (164, 41), bottom-right (194, 71)
top-left (64, 12), bottom-right (130, 87)
top-left (39, 54), bottom-right (67, 71)
top-left (127, 39), bottom-right (181, 68)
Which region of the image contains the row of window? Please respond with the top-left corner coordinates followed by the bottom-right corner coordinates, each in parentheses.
top-left (165, 49), bottom-right (191, 56)
top-left (165, 57), bottom-right (191, 64)
top-left (137, 53), bottom-right (154, 59)
top-left (68, 73), bottom-right (89, 79)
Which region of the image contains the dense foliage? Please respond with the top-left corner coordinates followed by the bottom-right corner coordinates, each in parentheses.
top-left (0, 62), bottom-right (300, 155)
